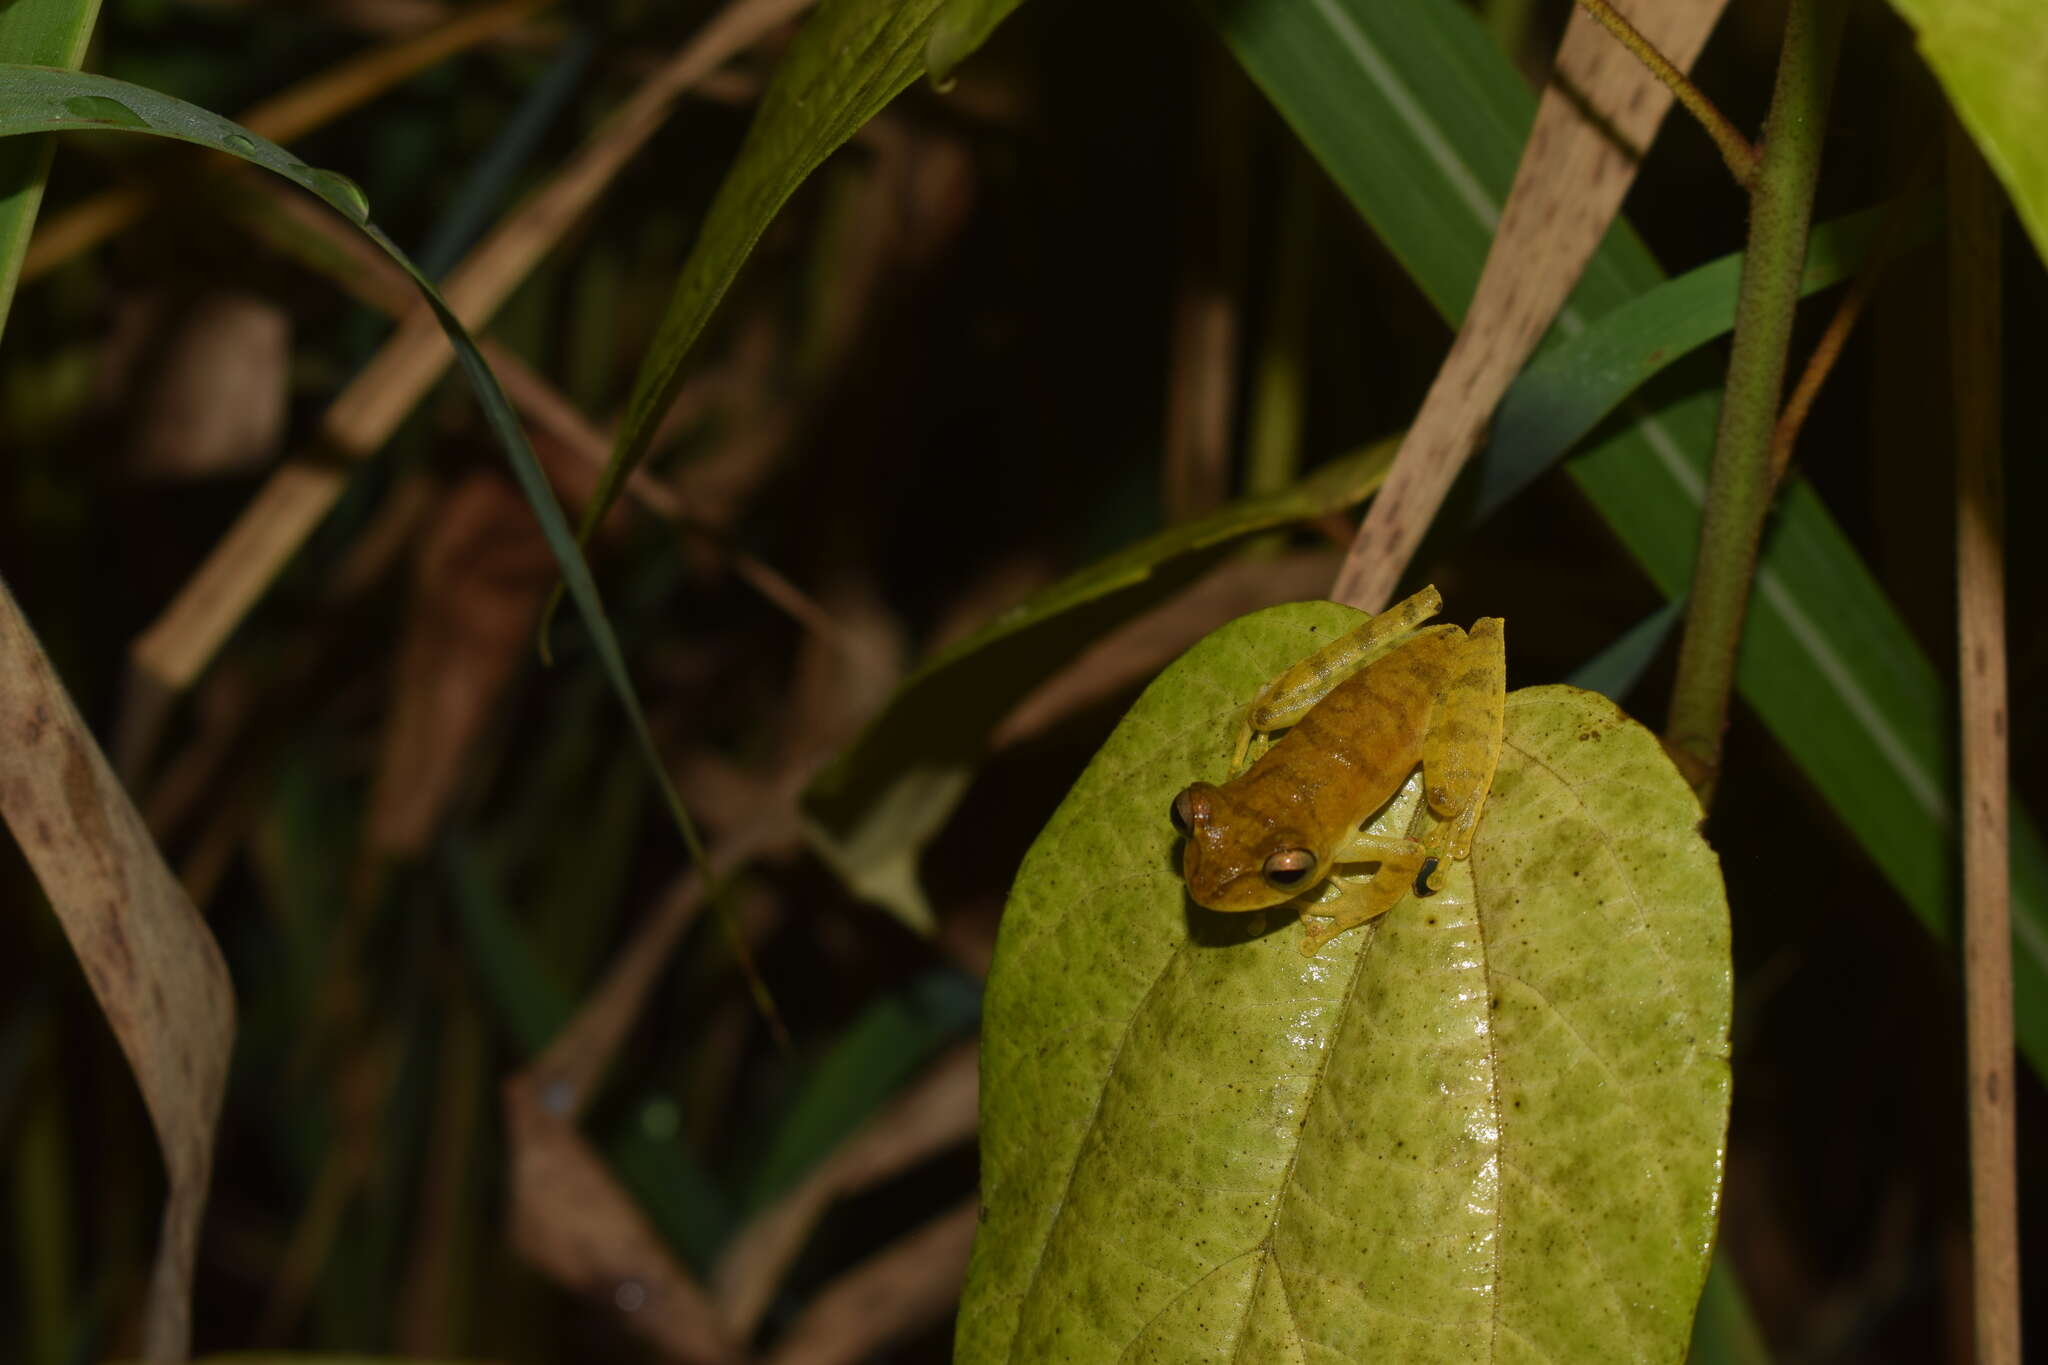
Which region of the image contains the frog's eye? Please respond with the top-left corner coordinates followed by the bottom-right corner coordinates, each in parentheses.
top-left (1262, 849), bottom-right (1316, 889)
top-left (1169, 789), bottom-right (1194, 834)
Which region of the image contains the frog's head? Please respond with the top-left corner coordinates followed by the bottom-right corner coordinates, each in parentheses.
top-left (1171, 780), bottom-right (1325, 912)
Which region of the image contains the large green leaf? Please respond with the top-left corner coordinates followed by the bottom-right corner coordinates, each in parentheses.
top-left (1205, 0), bottom-right (2048, 1076)
top-left (0, 0), bottom-right (103, 327)
top-left (0, 66), bottom-right (712, 875)
top-left (1884, 0), bottom-right (2048, 266)
top-left (581, 0), bottom-right (1027, 546)
top-left (958, 604), bottom-right (1730, 1362)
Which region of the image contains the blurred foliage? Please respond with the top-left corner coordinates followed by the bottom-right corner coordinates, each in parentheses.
top-left (0, 0), bottom-right (2042, 1361)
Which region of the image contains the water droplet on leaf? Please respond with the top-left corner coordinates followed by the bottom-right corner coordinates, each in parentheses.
top-left (222, 132), bottom-right (258, 156)
top-left (304, 167), bottom-right (371, 224)
top-left (62, 95), bottom-right (148, 129)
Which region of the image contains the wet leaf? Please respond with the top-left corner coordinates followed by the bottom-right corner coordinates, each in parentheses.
top-left (958, 603), bottom-right (1730, 1362)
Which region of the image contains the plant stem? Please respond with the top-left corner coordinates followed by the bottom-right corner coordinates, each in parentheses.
top-left (1574, 0), bottom-right (1758, 187)
top-left (1950, 122), bottom-right (2020, 1365)
top-left (1664, 0), bottom-right (1846, 801)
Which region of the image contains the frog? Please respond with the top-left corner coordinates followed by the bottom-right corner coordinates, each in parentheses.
top-left (1170, 586), bottom-right (1505, 955)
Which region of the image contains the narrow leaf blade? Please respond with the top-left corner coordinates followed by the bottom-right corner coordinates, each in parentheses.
top-left (586, 0), bottom-right (1026, 541)
top-left (0, 65), bottom-right (710, 876)
top-left (0, 0), bottom-right (103, 325)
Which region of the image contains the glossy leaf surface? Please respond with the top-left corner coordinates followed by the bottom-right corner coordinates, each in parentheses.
top-left (959, 604), bottom-right (1731, 1362)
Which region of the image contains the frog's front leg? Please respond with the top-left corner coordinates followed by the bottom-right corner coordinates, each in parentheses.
top-left (1231, 585), bottom-right (1444, 770)
top-left (1295, 829), bottom-right (1429, 955)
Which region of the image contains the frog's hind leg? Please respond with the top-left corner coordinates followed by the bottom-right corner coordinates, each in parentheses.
top-left (1231, 585), bottom-right (1444, 770)
top-left (1296, 830), bottom-right (1429, 955)
top-left (1419, 617), bottom-right (1506, 878)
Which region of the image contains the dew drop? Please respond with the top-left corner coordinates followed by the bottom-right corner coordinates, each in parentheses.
top-left (62, 95), bottom-right (148, 129)
top-left (222, 132), bottom-right (258, 156)
top-left (304, 167), bottom-right (371, 224)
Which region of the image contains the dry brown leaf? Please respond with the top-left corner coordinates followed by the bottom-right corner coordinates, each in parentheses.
top-left (715, 1042), bottom-right (978, 1337)
top-left (0, 579), bottom-right (234, 1363)
top-left (130, 0), bottom-right (817, 705)
top-left (504, 1074), bottom-right (743, 1363)
top-left (1328, 0), bottom-right (1730, 611)
top-left (20, 0), bottom-right (558, 283)
top-left (364, 472), bottom-right (559, 859)
top-left (99, 292), bottom-right (292, 480)
top-left (524, 870), bottom-right (717, 1118)
top-left (1160, 60), bottom-right (1249, 524)
top-left (313, 0), bottom-right (461, 36)
top-left (502, 871), bottom-right (742, 1361)
top-left (759, 1199), bottom-right (978, 1365)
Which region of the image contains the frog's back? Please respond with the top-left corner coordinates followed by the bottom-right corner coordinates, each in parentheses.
top-left (1248, 626), bottom-right (1462, 831)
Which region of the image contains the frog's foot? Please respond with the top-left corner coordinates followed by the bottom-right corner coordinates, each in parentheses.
top-left (1297, 837), bottom-right (1430, 955)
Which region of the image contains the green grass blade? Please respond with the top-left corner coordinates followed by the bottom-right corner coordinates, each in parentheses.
top-left (583, 0), bottom-right (1026, 548)
top-left (1474, 198), bottom-right (1937, 523)
top-left (742, 968), bottom-right (980, 1210)
top-left (1205, 0), bottom-right (2048, 1077)
top-left (0, 0), bottom-right (103, 330)
top-left (1882, 0), bottom-right (2048, 265)
top-left (444, 839), bottom-right (572, 1057)
top-left (1567, 600), bottom-right (1684, 703)
top-left (0, 65), bottom-right (713, 879)
top-left (607, 1112), bottom-right (731, 1270)
top-left (1687, 1249), bottom-right (1774, 1364)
